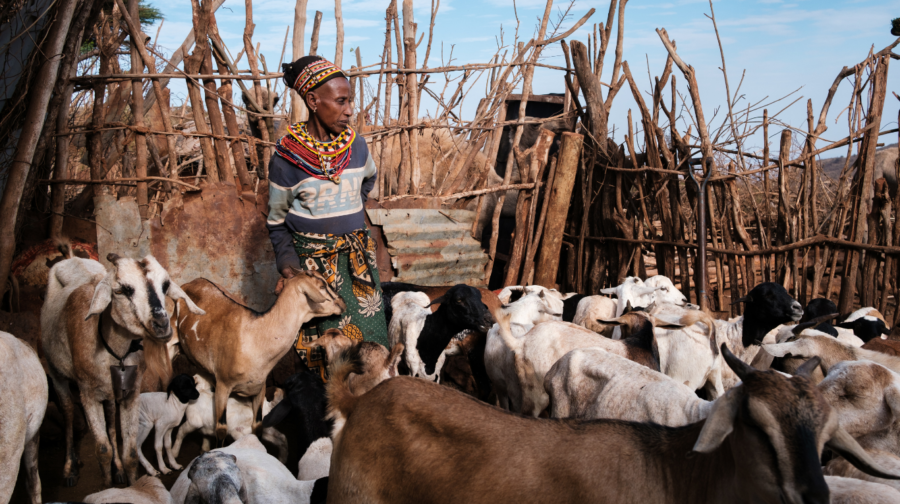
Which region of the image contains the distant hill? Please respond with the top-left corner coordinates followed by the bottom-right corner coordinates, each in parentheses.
top-left (819, 143), bottom-right (898, 179)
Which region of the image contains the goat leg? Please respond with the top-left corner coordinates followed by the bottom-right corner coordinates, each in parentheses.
top-left (102, 399), bottom-right (126, 484)
top-left (136, 421), bottom-right (160, 476)
top-left (214, 385), bottom-right (233, 443)
top-left (171, 421), bottom-right (195, 458)
top-left (250, 388), bottom-right (265, 435)
top-left (48, 370), bottom-right (80, 487)
top-left (118, 391), bottom-right (141, 484)
top-left (153, 426), bottom-right (172, 474)
top-left (22, 432), bottom-right (41, 504)
top-left (81, 397), bottom-right (114, 487)
top-left (164, 426), bottom-right (182, 470)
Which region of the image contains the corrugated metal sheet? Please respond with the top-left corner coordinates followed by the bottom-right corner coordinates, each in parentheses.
top-left (367, 208), bottom-right (489, 287)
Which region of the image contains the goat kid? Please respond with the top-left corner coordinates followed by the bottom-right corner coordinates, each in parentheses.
top-left (41, 253), bottom-right (203, 487)
top-left (136, 374), bottom-right (200, 476)
top-left (172, 374), bottom-right (288, 464)
top-left (307, 328), bottom-right (404, 395)
top-left (326, 344), bottom-right (900, 504)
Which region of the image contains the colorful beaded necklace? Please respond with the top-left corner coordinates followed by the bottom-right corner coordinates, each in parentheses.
top-left (275, 122), bottom-right (355, 184)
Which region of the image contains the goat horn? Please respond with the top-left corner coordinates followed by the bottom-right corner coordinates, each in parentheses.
top-left (791, 313), bottom-right (839, 335)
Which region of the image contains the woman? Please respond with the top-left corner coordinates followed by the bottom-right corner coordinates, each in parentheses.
top-left (267, 56), bottom-right (387, 373)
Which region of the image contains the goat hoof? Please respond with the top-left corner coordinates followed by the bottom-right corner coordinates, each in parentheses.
top-left (115, 473), bottom-right (127, 485)
top-left (159, 468), bottom-right (171, 475)
top-left (64, 476), bottom-right (78, 487)
top-left (170, 463), bottom-right (183, 470)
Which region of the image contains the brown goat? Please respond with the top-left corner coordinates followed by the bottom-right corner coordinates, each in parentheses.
top-left (174, 270), bottom-right (345, 440)
top-left (307, 328), bottom-right (404, 395)
top-left (41, 254), bottom-right (203, 487)
top-left (325, 345), bottom-right (900, 504)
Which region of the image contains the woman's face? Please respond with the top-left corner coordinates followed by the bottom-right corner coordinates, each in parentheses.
top-left (307, 78), bottom-right (353, 135)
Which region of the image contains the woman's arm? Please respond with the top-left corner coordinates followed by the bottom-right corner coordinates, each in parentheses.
top-left (267, 161), bottom-right (303, 275)
top-left (360, 151), bottom-right (377, 202)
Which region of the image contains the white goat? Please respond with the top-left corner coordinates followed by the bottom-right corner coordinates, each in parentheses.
top-left (136, 374), bottom-right (200, 476)
top-left (388, 291), bottom-right (442, 381)
top-left (484, 293), bottom-right (562, 411)
top-left (571, 295), bottom-right (617, 333)
top-left (600, 275), bottom-right (688, 318)
top-left (297, 437), bottom-right (333, 481)
top-left (172, 375), bottom-right (288, 464)
top-left (170, 435), bottom-right (320, 504)
top-left (765, 334), bottom-right (900, 376)
top-left (544, 347), bottom-right (713, 424)
top-left (83, 475), bottom-right (174, 504)
top-left (0, 331), bottom-right (47, 504)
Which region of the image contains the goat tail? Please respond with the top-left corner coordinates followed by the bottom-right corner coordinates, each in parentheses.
top-left (326, 347), bottom-right (363, 426)
top-left (678, 309), bottom-right (720, 358)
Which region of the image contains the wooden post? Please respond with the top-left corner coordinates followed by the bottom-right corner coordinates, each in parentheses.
top-left (0, 0), bottom-right (79, 300)
top-left (186, 0), bottom-right (219, 182)
top-left (128, 0), bottom-right (149, 218)
top-left (504, 129), bottom-right (555, 286)
top-left (839, 54), bottom-right (890, 313)
top-left (334, 0), bottom-right (344, 67)
top-left (534, 132), bottom-right (584, 288)
top-left (291, 0), bottom-right (309, 124)
top-left (310, 11), bottom-right (323, 56)
top-left (402, 0), bottom-right (420, 194)
top-left (201, 3), bottom-right (235, 182)
top-left (244, 0), bottom-right (271, 179)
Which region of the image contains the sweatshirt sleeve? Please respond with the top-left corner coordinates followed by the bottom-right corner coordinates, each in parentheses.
top-left (360, 151), bottom-right (377, 203)
top-left (266, 158), bottom-right (302, 273)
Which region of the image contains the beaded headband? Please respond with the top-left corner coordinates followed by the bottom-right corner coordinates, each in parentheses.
top-left (292, 59), bottom-right (346, 98)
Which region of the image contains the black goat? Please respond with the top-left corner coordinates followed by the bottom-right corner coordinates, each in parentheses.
top-left (262, 358), bottom-right (332, 459)
top-left (734, 282), bottom-right (804, 347)
top-left (801, 298), bottom-right (840, 336)
top-left (412, 284), bottom-right (494, 377)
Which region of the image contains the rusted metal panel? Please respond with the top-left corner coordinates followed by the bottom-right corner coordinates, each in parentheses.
top-left (150, 183), bottom-right (278, 312)
top-left (366, 208), bottom-right (489, 287)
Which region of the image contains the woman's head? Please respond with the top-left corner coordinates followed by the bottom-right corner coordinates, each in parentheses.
top-left (283, 56), bottom-right (352, 135)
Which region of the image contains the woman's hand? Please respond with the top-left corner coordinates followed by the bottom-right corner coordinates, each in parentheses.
top-left (275, 267), bottom-right (296, 295)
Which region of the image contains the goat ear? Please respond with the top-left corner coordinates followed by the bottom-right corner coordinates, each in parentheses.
top-left (184, 483), bottom-right (201, 504)
top-left (654, 320), bottom-right (685, 330)
top-left (597, 316), bottom-right (623, 326)
top-left (107, 253), bottom-right (122, 265)
top-left (749, 348), bottom-right (775, 371)
top-left (692, 388), bottom-right (741, 454)
top-left (387, 342), bottom-right (404, 377)
top-left (299, 276), bottom-right (331, 304)
top-left (166, 281), bottom-right (206, 315)
top-left (86, 281), bottom-right (113, 319)
top-left (826, 426), bottom-right (900, 480)
top-left (882, 325), bottom-right (892, 335)
top-left (238, 480), bottom-right (250, 504)
top-left (763, 342), bottom-right (798, 358)
top-left (600, 287), bottom-right (617, 295)
top-left (261, 400), bottom-right (292, 428)
top-left (428, 295), bottom-right (446, 307)
top-left (884, 385), bottom-right (900, 418)
top-left (623, 300), bottom-right (634, 314)
top-left (794, 356), bottom-right (821, 378)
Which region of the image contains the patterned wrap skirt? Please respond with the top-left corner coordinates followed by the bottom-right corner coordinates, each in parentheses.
top-left (291, 228), bottom-right (388, 378)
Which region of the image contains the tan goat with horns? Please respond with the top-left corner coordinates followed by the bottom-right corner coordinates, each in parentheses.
top-left (172, 269), bottom-right (346, 440)
top-left (325, 344), bottom-right (900, 504)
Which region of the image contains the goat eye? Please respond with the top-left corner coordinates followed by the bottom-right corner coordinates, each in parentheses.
top-left (116, 285), bottom-right (134, 297)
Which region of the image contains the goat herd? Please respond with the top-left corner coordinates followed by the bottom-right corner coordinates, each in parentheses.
top-left (3, 246), bottom-right (900, 503)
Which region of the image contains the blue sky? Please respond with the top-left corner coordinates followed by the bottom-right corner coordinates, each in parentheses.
top-left (145, 0), bottom-right (900, 160)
